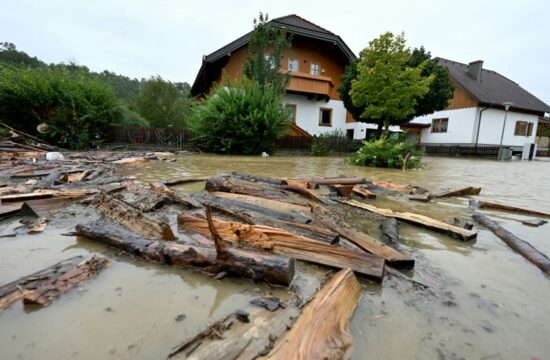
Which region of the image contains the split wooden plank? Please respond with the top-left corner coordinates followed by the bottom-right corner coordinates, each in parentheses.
top-left (177, 213), bottom-right (385, 281)
top-left (93, 192), bottom-right (176, 241)
top-left (313, 205), bottom-right (414, 268)
top-left (73, 220), bottom-right (294, 286)
top-left (352, 185), bottom-right (377, 199)
top-left (265, 268), bottom-right (361, 360)
top-left (341, 199), bottom-right (477, 241)
top-left (163, 176), bottom-right (211, 187)
top-left (432, 186), bottom-right (481, 198)
top-left (370, 180), bottom-right (414, 191)
top-left (474, 200), bottom-right (550, 219)
top-left (205, 176), bottom-right (290, 200)
top-left (111, 157), bottom-right (149, 166)
top-left (0, 256), bottom-right (109, 310)
top-left (209, 192), bottom-right (311, 215)
top-left (473, 213), bottom-right (550, 277)
top-left (0, 188), bottom-right (96, 203)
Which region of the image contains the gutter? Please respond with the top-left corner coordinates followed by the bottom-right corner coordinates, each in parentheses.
top-left (475, 106), bottom-right (490, 146)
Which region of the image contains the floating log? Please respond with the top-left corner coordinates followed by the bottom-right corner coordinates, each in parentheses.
top-left (193, 193), bottom-right (312, 224)
top-left (330, 184), bottom-right (354, 198)
top-left (265, 268), bottom-right (361, 359)
top-left (313, 206), bottom-right (413, 268)
top-left (111, 157), bottom-right (149, 166)
top-left (278, 184), bottom-right (331, 204)
top-left (341, 199), bottom-right (477, 241)
top-left (474, 200), bottom-right (550, 219)
top-left (209, 192), bottom-right (310, 216)
top-left (73, 220), bottom-right (294, 286)
top-left (205, 176), bottom-right (289, 200)
top-left (0, 256), bottom-right (109, 310)
top-left (93, 192), bottom-right (176, 241)
top-left (473, 213), bottom-right (550, 277)
top-left (352, 185), bottom-right (377, 199)
top-left (177, 213), bottom-right (385, 281)
top-left (150, 182), bottom-right (201, 209)
top-left (163, 176), bottom-right (211, 187)
top-left (287, 176), bottom-right (367, 186)
top-left (432, 186), bottom-right (481, 198)
top-left (231, 172), bottom-right (283, 186)
top-left (370, 180), bottom-right (414, 191)
top-left (0, 188), bottom-right (96, 203)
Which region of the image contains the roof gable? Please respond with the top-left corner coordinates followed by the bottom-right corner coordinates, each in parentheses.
top-left (438, 58), bottom-right (550, 114)
top-left (271, 14), bottom-right (334, 35)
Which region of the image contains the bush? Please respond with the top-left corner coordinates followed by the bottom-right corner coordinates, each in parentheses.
top-left (311, 129), bottom-right (347, 156)
top-left (188, 79), bottom-right (290, 154)
top-left (349, 136), bottom-right (422, 169)
top-left (0, 64), bottom-right (122, 149)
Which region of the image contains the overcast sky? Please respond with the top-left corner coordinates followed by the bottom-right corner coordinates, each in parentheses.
top-left (2, 0), bottom-right (549, 102)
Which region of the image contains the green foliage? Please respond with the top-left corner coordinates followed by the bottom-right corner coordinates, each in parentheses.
top-left (136, 76), bottom-right (191, 129)
top-left (350, 32), bottom-right (434, 138)
top-left (189, 78), bottom-right (290, 154)
top-left (243, 13), bottom-right (292, 92)
top-left (0, 64), bottom-right (121, 149)
top-left (0, 42), bottom-right (46, 68)
top-left (349, 136), bottom-right (422, 169)
top-left (311, 129), bottom-right (348, 156)
top-left (408, 47), bottom-right (454, 117)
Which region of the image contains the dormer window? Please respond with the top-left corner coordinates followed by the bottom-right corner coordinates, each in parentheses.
top-left (310, 63), bottom-right (320, 76)
top-left (288, 59), bottom-right (298, 73)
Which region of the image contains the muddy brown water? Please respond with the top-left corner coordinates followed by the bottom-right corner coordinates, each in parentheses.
top-left (1, 155), bottom-right (550, 359)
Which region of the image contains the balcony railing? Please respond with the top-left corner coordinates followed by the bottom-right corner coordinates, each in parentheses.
top-left (286, 72), bottom-right (333, 96)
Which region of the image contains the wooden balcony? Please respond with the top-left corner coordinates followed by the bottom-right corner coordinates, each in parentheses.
top-left (286, 72), bottom-right (334, 97)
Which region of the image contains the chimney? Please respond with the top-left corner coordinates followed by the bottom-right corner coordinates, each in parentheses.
top-left (467, 60), bottom-right (483, 81)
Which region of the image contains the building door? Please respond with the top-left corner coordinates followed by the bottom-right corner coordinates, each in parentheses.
top-left (346, 129), bottom-right (354, 140)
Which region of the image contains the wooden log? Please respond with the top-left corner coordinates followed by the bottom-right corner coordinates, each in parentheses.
top-left (0, 188), bottom-right (96, 203)
top-left (0, 256), bottom-right (108, 310)
top-left (475, 200), bottom-right (550, 219)
top-left (209, 192), bottom-right (311, 216)
top-left (149, 182), bottom-right (201, 209)
top-left (287, 176), bottom-right (367, 186)
top-left (73, 220), bottom-right (294, 286)
top-left (312, 205), bottom-right (414, 268)
top-left (231, 172), bottom-right (283, 185)
top-left (177, 213), bottom-right (385, 281)
top-left (163, 176), bottom-right (211, 187)
top-left (409, 193), bottom-right (432, 202)
top-left (265, 268), bottom-right (361, 360)
top-left (93, 192), bottom-right (176, 241)
top-left (341, 199), bottom-right (477, 241)
top-left (432, 186), bottom-right (481, 198)
top-left (370, 180), bottom-right (414, 191)
top-left (329, 184), bottom-right (354, 197)
top-left (58, 176), bottom-right (136, 189)
top-left (282, 178), bottom-right (312, 189)
top-left (352, 185), bottom-right (377, 199)
top-left (278, 184), bottom-right (332, 204)
top-left (473, 213), bottom-right (550, 277)
top-left (193, 193), bottom-right (313, 224)
top-left (111, 157), bottom-right (149, 166)
top-left (205, 176), bottom-right (288, 200)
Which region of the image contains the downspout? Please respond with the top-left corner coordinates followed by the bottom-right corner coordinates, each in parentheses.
top-left (475, 106), bottom-right (490, 148)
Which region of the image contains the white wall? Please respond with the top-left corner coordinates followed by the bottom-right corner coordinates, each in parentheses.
top-left (410, 108), bottom-right (478, 144)
top-left (477, 109), bottom-right (539, 146)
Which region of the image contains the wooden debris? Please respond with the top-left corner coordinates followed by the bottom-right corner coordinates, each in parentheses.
top-left (473, 213), bottom-right (550, 277)
top-left (278, 184), bottom-right (331, 204)
top-left (0, 188), bottom-right (96, 203)
top-left (0, 256), bottom-right (109, 310)
top-left (370, 180), bottom-right (414, 191)
top-left (111, 157), bottom-right (149, 166)
top-left (177, 213), bottom-right (385, 281)
top-left (163, 176), bottom-right (211, 187)
top-left (0, 202), bottom-right (38, 219)
top-left (209, 192), bottom-right (310, 216)
top-left (149, 182), bottom-right (201, 209)
top-left (205, 176), bottom-right (289, 200)
top-left (282, 178), bottom-right (312, 189)
top-left (28, 218), bottom-right (48, 233)
top-left (313, 205), bottom-right (414, 268)
top-left (93, 192), bottom-right (176, 241)
top-left (330, 184), bottom-right (354, 198)
top-left (352, 185), bottom-right (377, 199)
top-left (409, 193), bottom-right (432, 202)
top-left (73, 220), bottom-right (295, 286)
top-left (231, 172), bottom-right (284, 186)
top-left (265, 268), bottom-right (361, 359)
top-left (473, 200), bottom-right (550, 219)
top-left (432, 186), bottom-right (481, 198)
top-left (521, 219), bottom-right (548, 227)
top-left (287, 176), bottom-right (367, 186)
top-left (341, 199), bottom-right (477, 241)
top-left (380, 218), bottom-right (400, 248)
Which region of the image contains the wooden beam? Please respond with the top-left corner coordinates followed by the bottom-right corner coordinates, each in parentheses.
top-left (149, 182), bottom-right (201, 209)
top-left (432, 186), bottom-right (481, 198)
top-left (162, 176), bottom-right (211, 187)
top-left (286, 176), bottom-right (367, 186)
top-left (352, 185), bottom-right (377, 199)
top-left (475, 200), bottom-right (550, 218)
top-left (0, 188), bottom-right (96, 203)
top-left (341, 199), bottom-right (477, 241)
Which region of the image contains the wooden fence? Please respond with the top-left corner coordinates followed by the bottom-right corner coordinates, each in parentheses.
top-left (423, 144), bottom-right (500, 159)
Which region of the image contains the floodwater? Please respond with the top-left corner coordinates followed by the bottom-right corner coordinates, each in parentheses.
top-left (1, 155), bottom-right (550, 359)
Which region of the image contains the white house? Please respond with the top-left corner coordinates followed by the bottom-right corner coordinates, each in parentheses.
top-left (407, 58), bottom-right (550, 155)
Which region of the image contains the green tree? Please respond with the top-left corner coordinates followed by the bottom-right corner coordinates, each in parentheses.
top-left (188, 78), bottom-right (290, 154)
top-left (351, 32), bottom-right (433, 138)
top-left (243, 13), bottom-right (292, 92)
top-left (408, 47), bottom-right (454, 117)
top-left (136, 76), bottom-right (191, 129)
top-left (0, 42), bottom-right (46, 68)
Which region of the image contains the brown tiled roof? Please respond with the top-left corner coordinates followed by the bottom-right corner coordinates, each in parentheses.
top-left (271, 14), bottom-right (334, 35)
top-left (438, 58), bottom-right (550, 114)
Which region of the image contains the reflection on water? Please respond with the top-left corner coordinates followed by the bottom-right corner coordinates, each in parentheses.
top-left (1, 155), bottom-right (550, 359)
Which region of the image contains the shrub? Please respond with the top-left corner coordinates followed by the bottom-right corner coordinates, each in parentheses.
top-left (188, 79), bottom-right (290, 154)
top-left (349, 136), bottom-right (422, 169)
top-left (311, 129), bottom-right (347, 156)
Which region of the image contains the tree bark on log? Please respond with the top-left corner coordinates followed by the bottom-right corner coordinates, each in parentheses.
top-left (475, 200), bottom-right (550, 218)
top-left (432, 186), bottom-right (481, 198)
top-left (286, 176), bottom-right (367, 186)
top-left (0, 188), bottom-right (96, 203)
top-left (205, 176), bottom-right (289, 200)
top-left (177, 213), bottom-right (385, 281)
top-left (149, 182), bottom-right (202, 209)
top-left (93, 192), bottom-right (176, 241)
top-left (209, 192), bottom-right (310, 216)
top-left (341, 199), bottom-right (477, 241)
top-left (264, 268), bottom-right (361, 360)
top-left (73, 220), bottom-right (294, 286)
top-left (473, 213), bottom-right (550, 277)
top-left (313, 205), bottom-right (414, 268)
top-left (231, 172), bottom-right (284, 186)
top-left (278, 184), bottom-right (332, 204)
top-left (0, 255), bottom-right (109, 310)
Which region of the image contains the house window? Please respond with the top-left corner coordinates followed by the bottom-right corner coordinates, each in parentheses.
top-left (310, 63), bottom-right (320, 75)
top-left (431, 118), bottom-right (448, 133)
top-left (286, 104), bottom-right (297, 123)
top-left (264, 55), bottom-right (276, 69)
top-left (288, 58), bottom-right (299, 73)
top-left (514, 121), bottom-right (533, 136)
top-left (346, 129), bottom-right (354, 139)
top-left (319, 108), bottom-right (332, 126)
